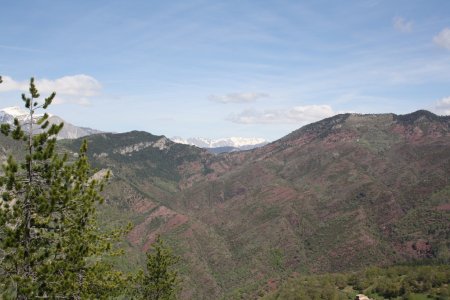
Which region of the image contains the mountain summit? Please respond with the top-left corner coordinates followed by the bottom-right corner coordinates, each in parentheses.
top-left (0, 106), bottom-right (102, 139)
top-left (0, 106), bottom-right (38, 123)
top-left (275, 110), bottom-right (449, 144)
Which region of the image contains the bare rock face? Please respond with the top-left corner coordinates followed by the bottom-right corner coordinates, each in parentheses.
top-left (112, 137), bottom-right (172, 155)
top-left (91, 168), bottom-right (112, 181)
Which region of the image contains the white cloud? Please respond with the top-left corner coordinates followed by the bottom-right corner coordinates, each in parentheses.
top-left (209, 92), bottom-right (269, 103)
top-left (0, 76), bottom-right (28, 91)
top-left (227, 104), bottom-right (335, 124)
top-left (0, 74), bottom-right (101, 106)
top-left (393, 16), bottom-right (413, 33)
top-left (433, 28), bottom-right (450, 50)
top-left (433, 96), bottom-right (450, 115)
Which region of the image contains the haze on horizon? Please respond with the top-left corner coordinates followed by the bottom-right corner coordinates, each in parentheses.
top-left (1, 0), bottom-right (450, 141)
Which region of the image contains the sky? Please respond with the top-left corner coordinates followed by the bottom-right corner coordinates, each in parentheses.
top-left (1, 0), bottom-right (450, 141)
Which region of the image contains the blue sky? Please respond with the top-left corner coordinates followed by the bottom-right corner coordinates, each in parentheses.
top-left (1, 0), bottom-right (450, 141)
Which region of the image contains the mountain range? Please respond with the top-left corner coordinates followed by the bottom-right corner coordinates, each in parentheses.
top-left (1, 109), bottom-right (449, 299)
top-left (171, 136), bottom-right (268, 153)
top-left (0, 107), bottom-right (267, 153)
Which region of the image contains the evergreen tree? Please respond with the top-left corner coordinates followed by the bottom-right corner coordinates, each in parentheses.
top-left (0, 77), bottom-right (129, 299)
top-left (0, 76), bottom-right (180, 299)
top-left (141, 235), bottom-right (180, 300)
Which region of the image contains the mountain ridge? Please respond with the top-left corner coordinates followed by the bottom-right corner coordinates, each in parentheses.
top-left (1, 109), bottom-right (448, 298)
top-left (171, 136), bottom-right (268, 149)
top-left (71, 109), bottom-right (448, 298)
top-left (277, 110), bottom-right (448, 143)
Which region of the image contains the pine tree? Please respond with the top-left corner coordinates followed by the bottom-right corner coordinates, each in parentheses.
top-left (141, 235), bottom-right (180, 300)
top-left (0, 77), bottom-right (129, 299)
top-left (0, 77), bottom-right (61, 298)
top-left (0, 76), bottom-right (180, 299)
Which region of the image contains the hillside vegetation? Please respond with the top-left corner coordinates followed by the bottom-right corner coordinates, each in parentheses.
top-left (263, 264), bottom-right (450, 300)
top-left (56, 111), bottom-right (450, 298)
top-left (2, 110), bottom-right (449, 298)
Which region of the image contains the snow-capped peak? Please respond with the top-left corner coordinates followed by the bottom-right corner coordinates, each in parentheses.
top-left (0, 106), bottom-right (100, 139)
top-left (0, 106), bottom-right (29, 117)
top-left (171, 136), bottom-right (268, 149)
top-left (0, 106), bottom-right (50, 119)
top-left (0, 106), bottom-right (33, 124)
top-left (212, 137), bottom-right (267, 147)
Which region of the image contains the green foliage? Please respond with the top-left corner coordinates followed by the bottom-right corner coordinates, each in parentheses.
top-left (263, 264), bottom-right (450, 300)
top-left (139, 235), bottom-right (180, 300)
top-left (0, 78), bottom-right (131, 298)
top-left (269, 248), bottom-right (285, 272)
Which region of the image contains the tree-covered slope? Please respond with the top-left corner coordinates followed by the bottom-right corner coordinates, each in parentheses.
top-left (3, 110), bottom-right (448, 299)
top-left (262, 264), bottom-right (450, 300)
top-left (159, 111), bottom-right (449, 298)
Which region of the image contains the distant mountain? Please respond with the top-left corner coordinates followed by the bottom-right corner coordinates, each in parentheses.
top-left (0, 106), bottom-right (102, 139)
top-left (171, 136), bottom-right (268, 152)
top-left (0, 106), bottom-right (35, 124)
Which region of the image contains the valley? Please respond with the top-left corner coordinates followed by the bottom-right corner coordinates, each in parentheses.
top-left (53, 110), bottom-right (450, 298)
